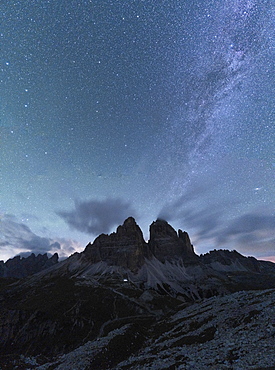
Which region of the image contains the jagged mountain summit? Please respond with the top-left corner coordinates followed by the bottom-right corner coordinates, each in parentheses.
top-left (50, 217), bottom-right (275, 297)
top-left (0, 252), bottom-right (59, 279)
top-left (1, 217), bottom-right (275, 369)
top-left (82, 216), bottom-right (196, 270)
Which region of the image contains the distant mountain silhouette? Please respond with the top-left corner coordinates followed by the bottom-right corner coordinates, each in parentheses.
top-left (0, 252), bottom-right (59, 278)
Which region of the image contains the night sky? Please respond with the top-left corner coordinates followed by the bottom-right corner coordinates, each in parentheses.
top-left (1, 0), bottom-right (274, 262)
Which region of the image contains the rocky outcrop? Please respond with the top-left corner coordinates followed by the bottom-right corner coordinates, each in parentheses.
top-left (114, 289), bottom-right (275, 369)
top-left (178, 229), bottom-right (195, 255)
top-left (67, 217), bottom-right (275, 297)
top-left (0, 253), bottom-right (59, 279)
top-left (83, 217), bottom-right (196, 270)
top-left (30, 288), bottom-right (275, 370)
top-left (149, 219), bottom-right (196, 262)
top-left (83, 217), bottom-right (148, 271)
top-left (6, 287), bottom-right (275, 369)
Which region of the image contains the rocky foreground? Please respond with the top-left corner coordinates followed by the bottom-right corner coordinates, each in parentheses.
top-left (7, 288), bottom-right (275, 369)
top-left (1, 217), bottom-right (275, 369)
top-left (37, 289), bottom-right (275, 369)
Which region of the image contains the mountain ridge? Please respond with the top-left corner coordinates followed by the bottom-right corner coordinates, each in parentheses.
top-left (1, 217), bottom-right (275, 368)
top-left (0, 252), bottom-right (59, 279)
top-left (47, 217), bottom-right (275, 298)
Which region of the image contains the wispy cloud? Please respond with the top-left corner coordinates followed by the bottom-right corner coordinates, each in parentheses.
top-left (57, 197), bottom-right (136, 235)
top-left (158, 179), bottom-right (229, 240)
top-left (0, 215), bottom-right (81, 261)
top-left (216, 214), bottom-right (275, 256)
top-left (158, 185), bottom-right (275, 259)
top-left (218, 214), bottom-right (275, 240)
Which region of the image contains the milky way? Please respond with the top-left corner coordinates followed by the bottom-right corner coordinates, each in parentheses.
top-left (1, 0), bottom-right (274, 261)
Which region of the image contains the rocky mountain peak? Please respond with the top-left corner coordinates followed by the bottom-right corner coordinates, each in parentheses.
top-left (149, 219), bottom-right (178, 239)
top-left (178, 229), bottom-right (195, 255)
top-left (83, 218), bottom-right (196, 269)
top-left (83, 217), bottom-right (147, 272)
top-left (149, 218), bottom-right (196, 262)
top-left (116, 216), bottom-right (144, 241)
top-left (78, 216), bottom-right (275, 285)
top-left (0, 253), bottom-right (59, 279)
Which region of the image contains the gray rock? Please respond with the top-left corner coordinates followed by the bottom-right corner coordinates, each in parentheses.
top-left (149, 219), bottom-right (196, 262)
top-left (83, 217), bottom-right (148, 272)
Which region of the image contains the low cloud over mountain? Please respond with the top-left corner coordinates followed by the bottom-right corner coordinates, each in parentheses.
top-left (57, 197), bottom-right (136, 235)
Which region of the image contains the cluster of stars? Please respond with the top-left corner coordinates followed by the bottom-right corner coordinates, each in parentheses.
top-left (0, 0), bottom-right (274, 261)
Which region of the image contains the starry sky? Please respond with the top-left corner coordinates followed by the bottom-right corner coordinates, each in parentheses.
top-left (1, 0), bottom-right (274, 262)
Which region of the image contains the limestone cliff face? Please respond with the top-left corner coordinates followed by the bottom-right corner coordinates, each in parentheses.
top-left (83, 217), bottom-right (196, 269)
top-left (83, 217), bottom-right (148, 271)
top-left (178, 229), bottom-right (195, 256)
top-left (149, 219), bottom-right (196, 263)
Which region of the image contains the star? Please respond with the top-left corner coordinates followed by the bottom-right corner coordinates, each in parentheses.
top-left (0, 0), bottom-right (274, 262)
